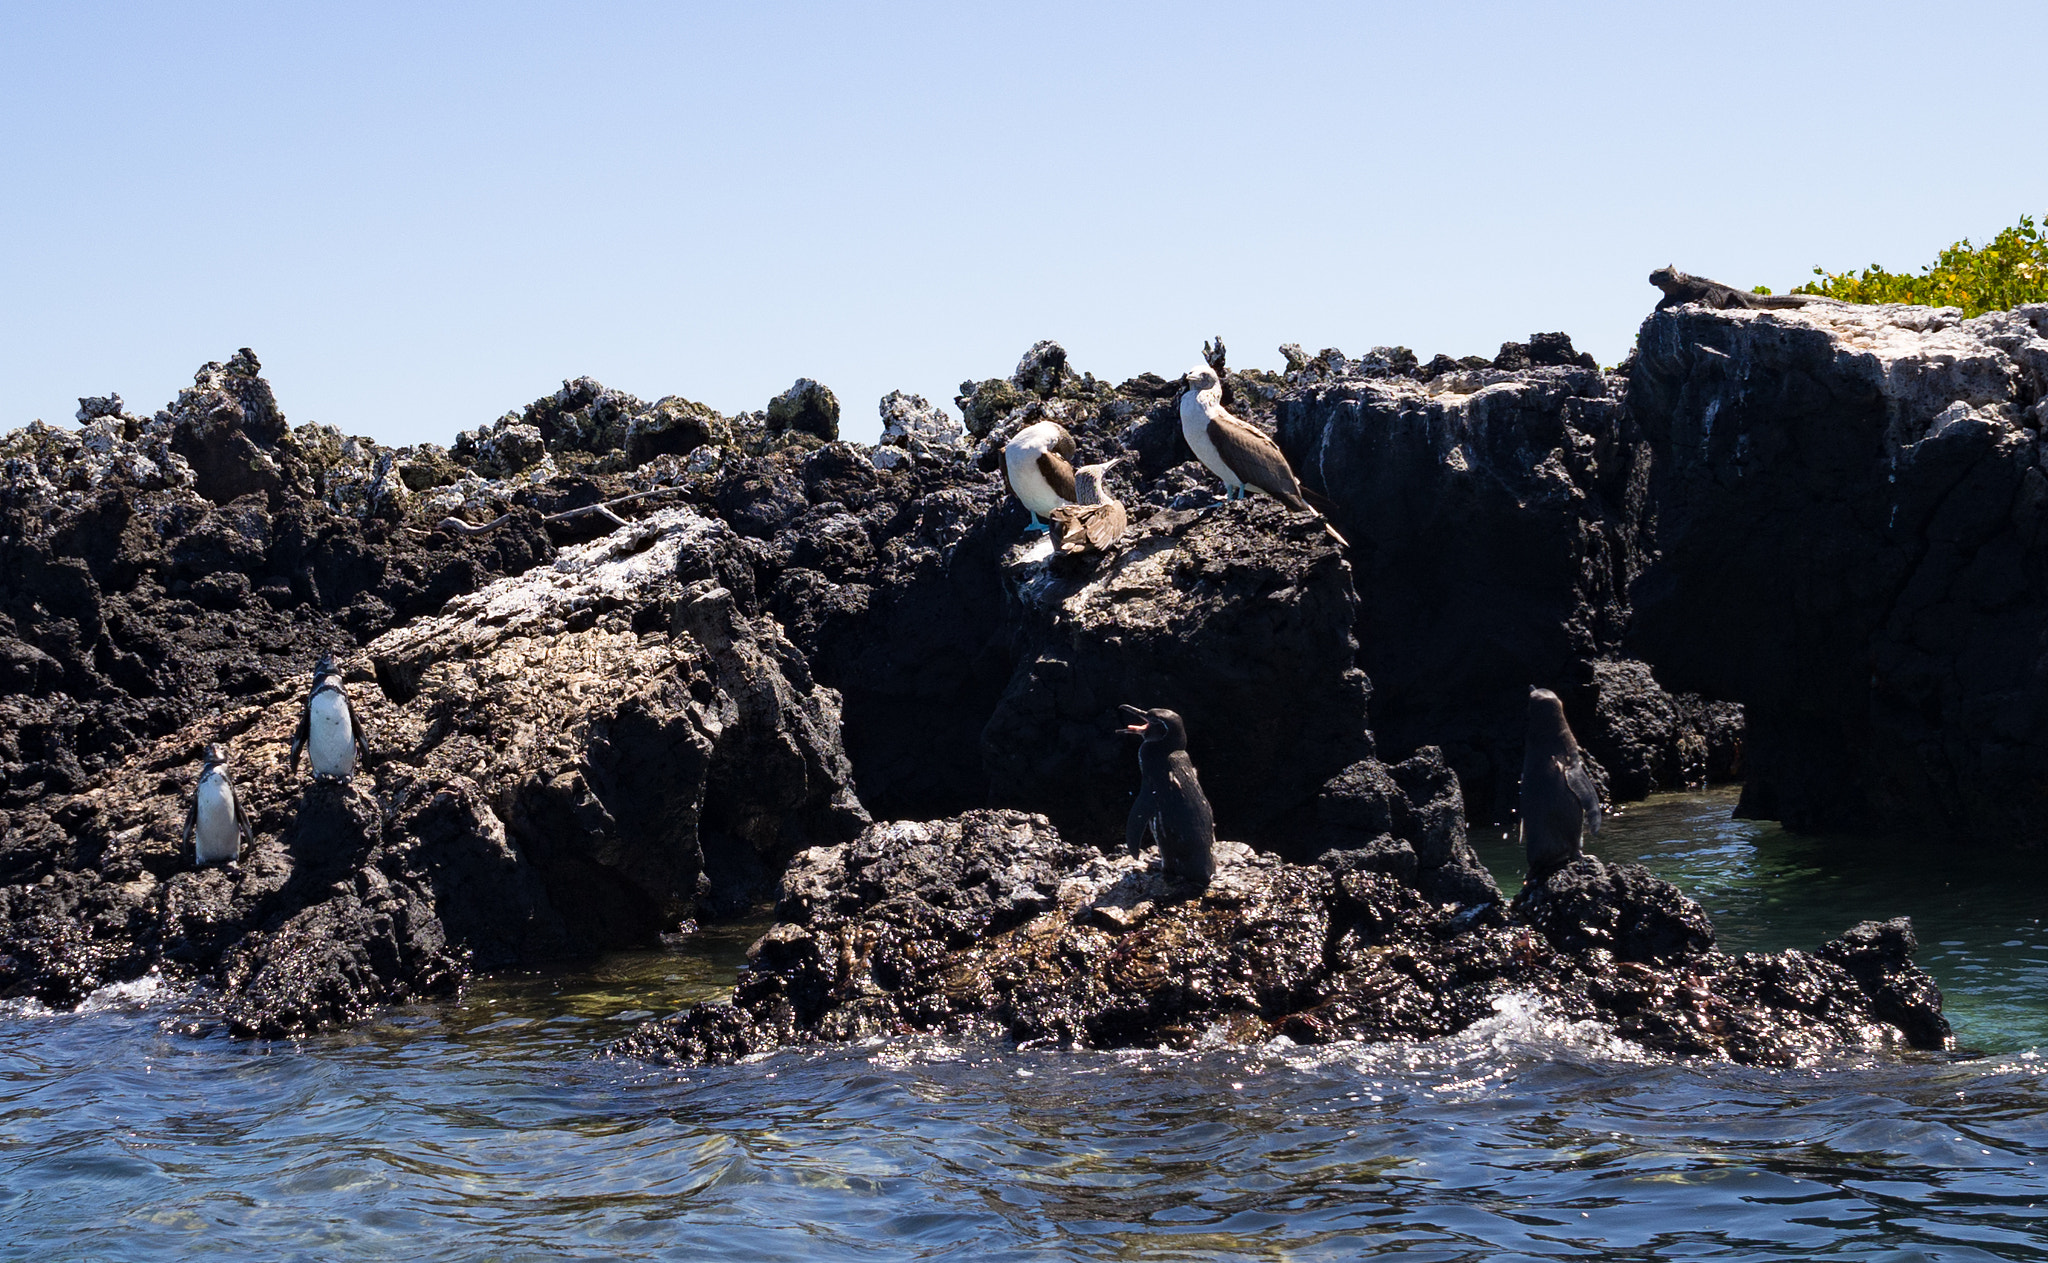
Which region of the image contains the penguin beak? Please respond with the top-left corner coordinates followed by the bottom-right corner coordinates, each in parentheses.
top-left (1117, 704), bottom-right (1151, 733)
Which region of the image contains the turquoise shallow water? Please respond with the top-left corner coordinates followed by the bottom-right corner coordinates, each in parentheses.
top-left (3, 789), bottom-right (2045, 1261)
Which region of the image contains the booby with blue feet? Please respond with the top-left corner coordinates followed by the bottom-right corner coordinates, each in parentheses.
top-left (1179, 363), bottom-right (1347, 545)
top-left (1002, 420), bottom-right (1078, 532)
top-left (183, 743), bottom-right (254, 867)
top-left (290, 654), bottom-right (372, 781)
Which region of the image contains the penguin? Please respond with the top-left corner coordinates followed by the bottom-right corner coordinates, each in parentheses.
top-left (1179, 363), bottom-right (1348, 545)
top-left (182, 744), bottom-right (254, 867)
top-left (1518, 686), bottom-right (1602, 879)
top-left (289, 654), bottom-right (372, 781)
top-left (1002, 420), bottom-right (1078, 532)
top-left (1049, 459), bottom-right (1128, 555)
top-left (1119, 704), bottom-right (1216, 885)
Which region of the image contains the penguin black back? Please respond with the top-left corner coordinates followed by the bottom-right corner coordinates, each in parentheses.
top-left (1120, 704), bottom-right (1216, 885)
top-left (1518, 687), bottom-right (1602, 879)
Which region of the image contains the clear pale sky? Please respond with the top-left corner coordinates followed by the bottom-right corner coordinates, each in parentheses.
top-left (5, 3), bottom-right (2044, 446)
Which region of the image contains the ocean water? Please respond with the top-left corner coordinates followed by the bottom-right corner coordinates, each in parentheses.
top-left (2, 788), bottom-right (2044, 1261)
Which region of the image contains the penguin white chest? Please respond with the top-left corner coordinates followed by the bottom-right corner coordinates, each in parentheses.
top-left (307, 689), bottom-right (356, 778)
top-left (193, 771), bottom-right (241, 864)
top-left (1005, 445), bottom-right (1069, 519)
top-left (1179, 398), bottom-right (1242, 491)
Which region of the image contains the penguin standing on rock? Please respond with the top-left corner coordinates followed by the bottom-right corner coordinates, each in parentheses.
top-left (183, 744), bottom-right (253, 867)
top-left (1179, 363), bottom-right (1348, 546)
top-left (290, 654), bottom-right (372, 781)
top-left (1518, 687), bottom-right (1602, 879)
top-left (1002, 420), bottom-right (1078, 532)
top-left (1120, 705), bottom-right (1216, 885)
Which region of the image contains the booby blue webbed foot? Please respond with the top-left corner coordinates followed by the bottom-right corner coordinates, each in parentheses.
top-left (1024, 515), bottom-right (1051, 533)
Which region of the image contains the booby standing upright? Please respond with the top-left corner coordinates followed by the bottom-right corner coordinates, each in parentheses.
top-left (1120, 704), bottom-right (1216, 885)
top-left (1517, 686), bottom-right (1602, 879)
top-left (1049, 459), bottom-right (1128, 555)
top-left (290, 654), bottom-right (372, 781)
top-left (183, 743), bottom-right (254, 867)
top-left (1002, 420), bottom-right (1078, 532)
top-left (1179, 364), bottom-right (1348, 545)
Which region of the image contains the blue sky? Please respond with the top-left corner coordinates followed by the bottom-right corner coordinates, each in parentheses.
top-left (5, 2), bottom-right (2044, 446)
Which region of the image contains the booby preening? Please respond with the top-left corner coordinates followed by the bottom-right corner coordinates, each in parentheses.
top-left (1120, 704), bottom-right (1216, 885)
top-left (1002, 420), bottom-right (1078, 532)
top-left (1050, 459), bottom-right (1128, 555)
top-left (1179, 364), bottom-right (1347, 545)
top-left (289, 654), bottom-right (372, 781)
top-left (183, 743), bottom-right (254, 866)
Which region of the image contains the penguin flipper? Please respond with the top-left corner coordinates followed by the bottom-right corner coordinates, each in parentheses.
top-left (289, 709), bottom-right (308, 774)
top-left (347, 696), bottom-right (374, 765)
top-left (1125, 786), bottom-right (1157, 857)
top-left (231, 781), bottom-right (255, 849)
top-left (1561, 757), bottom-right (1603, 835)
top-left (181, 798), bottom-right (196, 852)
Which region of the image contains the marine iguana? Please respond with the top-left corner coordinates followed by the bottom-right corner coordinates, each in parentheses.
top-left (1649, 266), bottom-right (1836, 311)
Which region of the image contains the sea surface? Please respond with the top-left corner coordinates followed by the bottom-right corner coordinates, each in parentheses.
top-left (2, 788), bottom-right (2045, 1261)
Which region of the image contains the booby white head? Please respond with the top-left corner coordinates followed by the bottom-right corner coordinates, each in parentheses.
top-left (1003, 420), bottom-right (1079, 531)
top-left (1050, 458), bottom-right (1129, 555)
top-left (1177, 361), bottom-right (1347, 549)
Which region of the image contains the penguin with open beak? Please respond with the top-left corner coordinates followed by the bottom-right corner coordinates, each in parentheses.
top-left (183, 743), bottom-right (254, 866)
top-left (289, 654), bottom-right (372, 782)
top-left (1119, 704), bottom-right (1216, 885)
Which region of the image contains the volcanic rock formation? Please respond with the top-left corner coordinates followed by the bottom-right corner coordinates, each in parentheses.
top-left (1630, 301), bottom-right (2048, 838)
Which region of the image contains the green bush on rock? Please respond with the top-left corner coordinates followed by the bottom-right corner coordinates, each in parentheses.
top-left (1770, 213), bottom-right (2048, 317)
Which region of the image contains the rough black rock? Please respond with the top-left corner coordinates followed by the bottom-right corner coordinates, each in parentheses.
top-left (615, 808), bottom-right (1949, 1068)
top-left (1630, 301), bottom-right (2048, 838)
top-left (1270, 345), bottom-right (1737, 821)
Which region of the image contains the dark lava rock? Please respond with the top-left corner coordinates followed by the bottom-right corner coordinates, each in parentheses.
top-left (0, 505), bottom-right (868, 1034)
top-left (1580, 658), bottom-right (1745, 800)
top-left (615, 808), bottom-right (1950, 1068)
top-left (766, 379), bottom-right (841, 443)
top-left (1630, 301), bottom-right (2048, 840)
top-left (1510, 855), bottom-right (1715, 965)
top-left (1272, 358), bottom-right (1654, 821)
top-left (983, 496), bottom-right (1372, 852)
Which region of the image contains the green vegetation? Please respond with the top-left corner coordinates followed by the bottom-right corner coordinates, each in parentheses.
top-left (1762, 213), bottom-right (2048, 317)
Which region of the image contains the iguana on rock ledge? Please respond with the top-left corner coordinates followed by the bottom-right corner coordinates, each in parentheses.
top-left (1650, 266), bottom-right (1838, 311)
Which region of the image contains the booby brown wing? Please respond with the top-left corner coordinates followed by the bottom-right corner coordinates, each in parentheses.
top-left (1035, 450), bottom-right (1077, 503)
top-left (1206, 414), bottom-right (1309, 511)
top-left (1050, 501), bottom-right (1128, 554)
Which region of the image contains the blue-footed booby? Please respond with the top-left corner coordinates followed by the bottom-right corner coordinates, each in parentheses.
top-left (1002, 420), bottom-right (1078, 532)
top-left (1179, 364), bottom-right (1348, 545)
